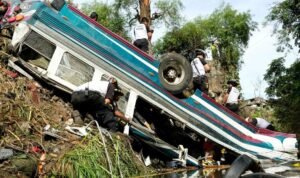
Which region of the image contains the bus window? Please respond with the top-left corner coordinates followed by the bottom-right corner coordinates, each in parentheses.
top-left (55, 53), bottom-right (94, 86)
top-left (19, 31), bottom-right (56, 70)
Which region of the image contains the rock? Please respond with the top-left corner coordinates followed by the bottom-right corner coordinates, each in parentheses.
top-left (72, 110), bottom-right (84, 125)
top-left (51, 95), bottom-right (60, 102)
top-left (11, 156), bottom-right (37, 177)
top-left (0, 148), bottom-right (13, 160)
top-left (65, 118), bottom-right (74, 126)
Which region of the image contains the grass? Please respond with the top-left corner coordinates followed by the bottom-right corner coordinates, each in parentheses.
top-left (0, 64), bottom-right (153, 177)
top-left (54, 134), bottom-right (150, 178)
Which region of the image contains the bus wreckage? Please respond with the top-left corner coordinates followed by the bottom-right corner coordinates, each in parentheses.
top-left (1, 0), bottom-right (299, 168)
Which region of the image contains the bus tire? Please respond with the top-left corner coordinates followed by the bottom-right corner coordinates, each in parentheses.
top-left (158, 53), bottom-right (192, 95)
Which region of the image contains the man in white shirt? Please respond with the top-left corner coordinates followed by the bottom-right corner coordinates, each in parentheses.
top-left (133, 17), bottom-right (150, 53)
top-left (223, 79), bottom-right (240, 113)
top-left (191, 49), bottom-right (210, 94)
top-left (71, 78), bottom-right (130, 131)
top-left (245, 117), bottom-right (275, 131)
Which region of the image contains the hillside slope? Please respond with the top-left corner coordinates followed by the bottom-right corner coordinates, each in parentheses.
top-left (0, 62), bottom-right (150, 177)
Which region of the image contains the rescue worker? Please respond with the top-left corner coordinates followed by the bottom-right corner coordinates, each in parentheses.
top-left (89, 12), bottom-right (98, 21)
top-left (191, 49), bottom-right (211, 95)
top-left (71, 78), bottom-right (130, 131)
top-left (245, 117), bottom-right (276, 131)
top-left (133, 17), bottom-right (150, 53)
top-left (223, 79), bottom-right (240, 113)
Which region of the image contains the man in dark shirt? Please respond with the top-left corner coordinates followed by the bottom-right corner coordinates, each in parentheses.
top-left (71, 78), bottom-right (130, 131)
top-left (93, 88), bottom-right (130, 131)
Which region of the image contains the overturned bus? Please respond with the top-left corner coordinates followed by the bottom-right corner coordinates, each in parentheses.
top-left (2, 0), bottom-right (299, 167)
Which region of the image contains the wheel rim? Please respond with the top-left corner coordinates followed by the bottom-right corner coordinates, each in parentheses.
top-left (162, 63), bottom-right (185, 86)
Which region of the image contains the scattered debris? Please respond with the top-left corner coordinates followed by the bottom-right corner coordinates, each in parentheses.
top-left (65, 125), bottom-right (91, 137)
top-left (0, 63), bottom-right (152, 177)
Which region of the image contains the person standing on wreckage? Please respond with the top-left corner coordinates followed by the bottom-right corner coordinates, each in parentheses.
top-left (133, 17), bottom-right (151, 53)
top-left (223, 79), bottom-right (240, 114)
top-left (71, 78), bottom-right (131, 132)
top-left (191, 49), bottom-right (211, 95)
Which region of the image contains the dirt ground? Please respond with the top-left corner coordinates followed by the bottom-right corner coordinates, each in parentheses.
top-left (0, 59), bottom-right (150, 177)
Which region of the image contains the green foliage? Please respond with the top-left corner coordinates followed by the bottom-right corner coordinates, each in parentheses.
top-left (113, 0), bottom-right (184, 28)
top-left (55, 134), bottom-right (148, 177)
top-left (81, 1), bottom-right (129, 39)
top-left (264, 59), bottom-right (300, 133)
top-left (154, 0), bottom-right (184, 28)
top-left (80, 0), bottom-right (183, 39)
top-left (154, 4), bottom-right (256, 78)
top-left (266, 0), bottom-right (300, 52)
top-left (154, 22), bottom-right (206, 53)
top-left (110, 0), bottom-right (138, 27)
top-left (264, 58), bottom-right (287, 97)
top-left (265, 0), bottom-right (300, 133)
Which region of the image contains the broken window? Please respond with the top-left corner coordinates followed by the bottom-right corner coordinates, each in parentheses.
top-left (134, 97), bottom-right (205, 158)
top-left (19, 31), bottom-right (56, 70)
top-left (24, 31), bottom-right (56, 60)
top-left (55, 53), bottom-right (94, 86)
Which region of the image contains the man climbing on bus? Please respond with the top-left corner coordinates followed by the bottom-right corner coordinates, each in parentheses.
top-left (133, 17), bottom-right (151, 53)
top-left (71, 78), bottom-right (131, 131)
top-left (191, 49), bottom-right (211, 95)
top-left (223, 79), bottom-right (240, 114)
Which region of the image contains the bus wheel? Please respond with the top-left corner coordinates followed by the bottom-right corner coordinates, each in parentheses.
top-left (158, 53), bottom-right (192, 95)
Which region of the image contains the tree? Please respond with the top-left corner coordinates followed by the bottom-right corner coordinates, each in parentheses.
top-left (264, 58), bottom-right (287, 97)
top-left (154, 4), bottom-right (257, 79)
top-left (113, 0), bottom-right (183, 27)
top-left (266, 0), bottom-right (300, 52)
top-left (80, 0), bottom-right (183, 39)
top-left (264, 59), bottom-right (300, 133)
top-left (81, 1), bottom-right (129, 39)
top-left (264, 0), bottom-right (300, 133)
